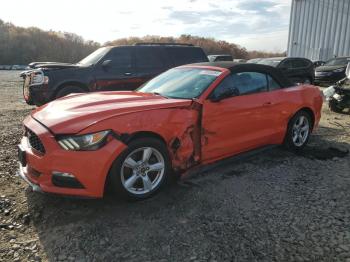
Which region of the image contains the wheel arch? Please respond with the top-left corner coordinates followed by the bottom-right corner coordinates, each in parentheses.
top-left (52, 81), bottom-right (89, 99)
top-left (122, 131), bottom-right (168, 146)
top-left (103, 130), bottom-right (170, 197)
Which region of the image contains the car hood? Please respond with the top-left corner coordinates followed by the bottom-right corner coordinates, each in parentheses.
top-left (315, 65), bottom-right (346, 72)
top-left (31, 91), bottom-right (192, 134)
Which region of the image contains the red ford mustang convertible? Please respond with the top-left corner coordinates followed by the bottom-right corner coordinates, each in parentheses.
top-left (18, 62), bottom-right (323, 199)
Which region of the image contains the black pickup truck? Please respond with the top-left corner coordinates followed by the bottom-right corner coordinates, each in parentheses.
top-left (21, 43), bottom-right (208, 106)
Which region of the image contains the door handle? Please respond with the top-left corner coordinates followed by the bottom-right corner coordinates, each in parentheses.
top-left (124, 72), bottom-right (132, 76)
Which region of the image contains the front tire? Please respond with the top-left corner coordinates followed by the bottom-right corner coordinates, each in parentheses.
top-left (284, 111), bottom-right (312, 151)
top-left (108, 138), bottom-right (171, 200)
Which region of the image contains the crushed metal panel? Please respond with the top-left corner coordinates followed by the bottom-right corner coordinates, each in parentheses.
top-left (168, 101), bottom-right (202, 171)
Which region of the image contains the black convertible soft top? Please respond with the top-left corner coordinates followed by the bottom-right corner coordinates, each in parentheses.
top-left (190, 62), bottom-right (294, 88)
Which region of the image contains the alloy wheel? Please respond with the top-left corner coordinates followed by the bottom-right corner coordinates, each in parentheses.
top-left (292, 115), bottom-right (310, 147)
top-left (120, 147), bottom-right (165, 195)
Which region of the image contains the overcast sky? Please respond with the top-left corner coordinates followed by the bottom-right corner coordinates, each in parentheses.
top-left (0, 0), bottom-right (291, 52)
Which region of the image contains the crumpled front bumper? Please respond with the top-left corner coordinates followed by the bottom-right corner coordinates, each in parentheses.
top-left (17, 116), bottom-right (127, 198)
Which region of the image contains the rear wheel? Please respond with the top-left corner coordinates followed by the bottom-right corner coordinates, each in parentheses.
top-left (55, 86), bottom-right (85, 99)
top-left (284, 111), bottom-right (312, 151)
top-left (108, 138), bottom-right (171, 200)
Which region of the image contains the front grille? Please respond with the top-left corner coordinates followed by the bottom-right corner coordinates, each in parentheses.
top-left (26, 128), bottom-right (46, 154)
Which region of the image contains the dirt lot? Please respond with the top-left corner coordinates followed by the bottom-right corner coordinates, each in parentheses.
top-left (0, 70), bottom-right (349, 262)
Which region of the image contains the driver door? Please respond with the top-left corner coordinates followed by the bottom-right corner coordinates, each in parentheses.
top-left (201, 72), bottom-right (275, 162)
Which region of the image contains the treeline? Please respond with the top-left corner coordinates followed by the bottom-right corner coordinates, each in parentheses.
top-left (0, 20), bottom-right (100, 64)
top-left (106, 35), bottom-right (286, 59)
top-left (0, 20), bottom-right (285, 64)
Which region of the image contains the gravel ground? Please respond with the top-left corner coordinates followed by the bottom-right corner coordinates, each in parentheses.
top-left (0, 70), bottom-right (349, 262)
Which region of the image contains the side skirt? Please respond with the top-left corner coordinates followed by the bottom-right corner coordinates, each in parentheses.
top-left (180, 145), bottom-right (279, 180)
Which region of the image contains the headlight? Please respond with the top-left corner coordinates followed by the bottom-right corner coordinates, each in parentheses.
top-left (30, 70), bottom-right (49, 85)
top-left (333, 68), bottom-right (345, 73)
top-left (58, 130), bottom-right (110, 151)
top-left (31, 74), bottom-right (44, 84)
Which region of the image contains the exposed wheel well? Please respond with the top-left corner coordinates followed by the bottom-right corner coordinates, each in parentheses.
top-left (53, 82), bottom-right (88, 99)
top-left (125, 131), bottom-right (167, 145)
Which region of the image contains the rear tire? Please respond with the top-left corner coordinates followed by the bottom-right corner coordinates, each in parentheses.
top-left (108, 138), bottom-right (171, 200)
top-left (55, 86), bottom-right (85, 99)
top-left (284, 111), bottom-right (312, 152)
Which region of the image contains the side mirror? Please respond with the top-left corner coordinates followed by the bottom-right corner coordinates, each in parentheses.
top-left (210, 88), bottom-right (239, 102)
top-left (346, 62), bottom-right (350, 79)
top-left (101, 60), bottom-right (112, 70)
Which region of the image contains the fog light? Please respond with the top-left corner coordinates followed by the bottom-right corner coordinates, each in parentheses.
top-left (52, 171), bottom-right (74, 178)
top-left (28, 166), bottom-right (41, 178)
top-left (51, 171), bottom-right (84, 189)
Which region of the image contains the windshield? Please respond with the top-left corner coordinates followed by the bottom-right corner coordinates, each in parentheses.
top-left (137, 68), bottom-right (222, 99)
top-left (257, 59), bottom-right (282, 67)
top-left (325, 57), bottom-right (350, 66)
top-left (77, 47), bottom-right (110, 66)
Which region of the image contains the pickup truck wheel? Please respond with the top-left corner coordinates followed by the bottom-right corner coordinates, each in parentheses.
top-left (108, 138), bottom-right (171, 200)
top-left (55, 86), bottom-right (84, 99)
top-left (284, 111), bottom-right (312, 151)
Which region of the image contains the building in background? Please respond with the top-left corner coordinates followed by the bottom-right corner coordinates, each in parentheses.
top-left (287, 0), bottom-right (350, 61)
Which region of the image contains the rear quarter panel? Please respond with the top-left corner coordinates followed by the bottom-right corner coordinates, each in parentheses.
top-left (269, 84), bottom-right (322, 144)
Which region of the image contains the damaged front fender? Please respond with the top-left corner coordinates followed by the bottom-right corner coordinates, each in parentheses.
top-left (81, 100), bottom-right (204, 173)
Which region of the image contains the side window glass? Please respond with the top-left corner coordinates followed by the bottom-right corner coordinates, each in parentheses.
top-left (211, 75), bottom-right (236, 98)
top-left (233, 72), bottom-right (268, 95)
top-left (294, 59), bottom-right (305, 68)
top-left (109, 49), bottom-right (132, 68)
top-left (301, 59), bottom-right (311, 67)
top-left (135, 49), bottom-right (164, 68)
top-left (212, 72), bottom-right (268, 99)
top-left (267, 75), bottom-right (281, 91)
top-left (280, 60), bottom-right (292, 68)
top-left (168, 48), bottom-right (205, 66)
